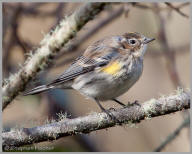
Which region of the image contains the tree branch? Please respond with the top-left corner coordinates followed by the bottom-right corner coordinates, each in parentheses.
top-left (2, 3), bottom-right (107, 110)
top-left (165, 2), bottom-right (189, 18)
top-left (154, 116), bottom-right (190, 152)
top-left (2, 89), bottom-right (190, 149)
top-left (153, 3), bottom-right (183, 88)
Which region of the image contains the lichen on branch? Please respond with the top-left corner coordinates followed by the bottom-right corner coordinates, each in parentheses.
top-left (2, 3), bottom-right (107, 110)
top-left (2, 89), bottom-right (190, 149)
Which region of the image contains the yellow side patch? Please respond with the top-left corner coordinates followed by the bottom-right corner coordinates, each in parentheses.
top-left (101, 62), bottom-right (121, 75)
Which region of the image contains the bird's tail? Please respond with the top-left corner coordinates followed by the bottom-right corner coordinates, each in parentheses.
top-left (23, 85), bottom-right (54, 96)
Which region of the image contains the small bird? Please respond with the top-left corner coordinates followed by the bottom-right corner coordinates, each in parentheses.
top-left (24, 32), bottom-right (155, 119)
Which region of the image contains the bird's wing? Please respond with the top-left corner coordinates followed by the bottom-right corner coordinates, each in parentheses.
top-left (47, 46), bottom-right (120, 86)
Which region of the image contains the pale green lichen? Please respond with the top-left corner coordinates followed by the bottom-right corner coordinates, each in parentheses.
top-left (50, 118), bottom-right (56, 123)
top-left (44, 118), bottom-right (57, 125)
top-left (18, 63), bottom-right (23, 69)
top-left (97, 113), bottom-right (107, 127)
top-left (145, 116), bottom-right (152, 120)
top-left (143, 98), bottom-right (156, 119)
top-left (44, 119), bottom-right (51, 125)
top-left (7, 73), bottom-right (17, 83)
top-left (3, 96), bottom-right (10, 103)
top-left (51, 133), bottom-right (58, 140)
top-left (10, 124), bottom-right (20, 132)
top-left (176, 87), bottom-right (184, 95)
top-left (17, 129), bottom-right (25, 141)
top-left (28, 135), bottom-right (33, 142)
top-left (128, 123), bottom-right (137, 128)
top-left (159, 94), bottom-right (166, 100)
top-left (24, 50), bottom-right (34, 57)
top-left (87, 111), bottom-right (106, 128)
top-left (3, 78), bottom-right (10, 85)
top-left (185, 88), bottom-right (190, 92)
top-left (56, 111), bottom-right (68, 121)
top-left (123, 120), bottom-right (136, 128)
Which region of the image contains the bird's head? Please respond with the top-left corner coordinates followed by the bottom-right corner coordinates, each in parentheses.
top-left (121, 32), bottom-right (155, 58)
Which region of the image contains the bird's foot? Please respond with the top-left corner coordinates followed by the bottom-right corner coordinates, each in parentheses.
top-left (126, 100), bottom-right (141, 107)
top-left (103, 109), bottom-right (121, 124)
top-left (108, 107), bottom-right (116, 111)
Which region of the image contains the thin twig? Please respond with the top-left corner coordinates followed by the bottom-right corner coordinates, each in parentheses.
top-left (154, 116), bottom-right (190, 152)
top-left (21, 3), bottom-right (57, 17)
top-left (2, 89), bottom-right (190, 149)
top-left (131, 2), bottom-right (190, 14)
top-left (153, 3), bottom-right (182, 88)
top-left (165, 2), bottom-right (189, 18)
top-left (3, 3), bottom-right (22, 77)
top-left (2, 3), bottom-right (108, 111)
top-left (153, 4), bottom-right (190, 151)
top-left (131, 2), bottom-right (154, 10)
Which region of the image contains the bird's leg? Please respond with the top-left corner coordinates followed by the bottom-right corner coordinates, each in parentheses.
top-left (112, 98), bottom-right (126, 107)
top-left (95, 99), bottom-right (120, 123)
top-left (132, 100), bottom-right (141, 107)
top-left (113, 98), bottom-right (140, 107)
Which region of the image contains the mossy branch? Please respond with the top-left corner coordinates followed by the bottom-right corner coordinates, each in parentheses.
top-left (2, 2), bottom-right (107, 110)
top-left (2, 90), bottom-right (190, 149)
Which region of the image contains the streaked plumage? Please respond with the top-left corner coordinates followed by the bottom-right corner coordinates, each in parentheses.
top-left (24, 32), bottom-right (155, 119)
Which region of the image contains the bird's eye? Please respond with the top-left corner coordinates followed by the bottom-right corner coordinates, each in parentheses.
top-left (129, 39), bottom-right (137, 45)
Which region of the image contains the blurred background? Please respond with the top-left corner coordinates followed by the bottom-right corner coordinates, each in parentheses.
top-left (2, 2), bottom-right (190, 152)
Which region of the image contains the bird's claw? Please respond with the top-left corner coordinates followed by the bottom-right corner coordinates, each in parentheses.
top-left (126, 100), bottom-right (140, 107)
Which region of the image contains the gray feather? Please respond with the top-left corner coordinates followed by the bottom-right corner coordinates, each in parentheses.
top-left (23, 85), bottom-right (54, 96)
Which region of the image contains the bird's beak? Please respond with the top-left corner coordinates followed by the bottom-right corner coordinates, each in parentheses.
top-left (143, 37), bottom-right (155, 44)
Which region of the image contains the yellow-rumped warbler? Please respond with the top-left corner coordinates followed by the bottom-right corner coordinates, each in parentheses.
top-left (24, 32), bottom-right (155, 118)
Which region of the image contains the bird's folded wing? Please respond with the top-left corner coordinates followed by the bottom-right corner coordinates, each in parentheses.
top-left (47, 56), bottom-right (108, 86)
top-left (47, 47), bottom-right (120, 86)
